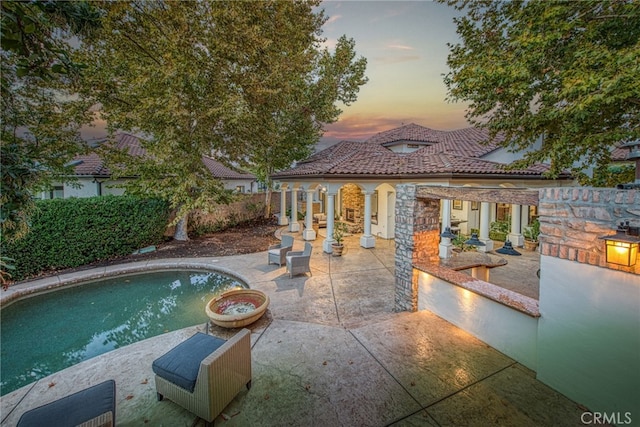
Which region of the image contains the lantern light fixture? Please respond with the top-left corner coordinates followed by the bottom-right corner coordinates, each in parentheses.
top-left (464, 232), bottom-right (485, 247)
top-left (440, 227), bottom-right (456, 239)
top-left (599, 221), bottom-right (640, 267)
top-left (496, 240), bottom-right (522, 256)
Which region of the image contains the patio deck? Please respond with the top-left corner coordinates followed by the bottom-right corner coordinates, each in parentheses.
top-left (1, 232), bottom-right (587, 426)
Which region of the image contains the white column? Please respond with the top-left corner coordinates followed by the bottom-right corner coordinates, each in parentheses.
top-left (439, 199), bottom-right (453, 259)
top-left (508, 204), bottom-right (523, 246)
top-left (303, 189), bottom-right (316, 241)
top-left (289, 187), bottom-right (300, 232)
top-left (278, 187), bottom-right (288, 226)
top-left (478, 201), bottom-right (494, 252)
top-left (521, 205), bottom-right (529, 228)
top-left (360, 191), bottom-right (376, 248)
top-left (323, 192), bottom-right (336, 253)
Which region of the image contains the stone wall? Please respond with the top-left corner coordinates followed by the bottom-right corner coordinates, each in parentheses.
top-left (394, 185), bottom-right (440, 311)
top-left (538, 187), bottom-right (640, 274)
top-left (341, 184), bottom-right (364, 233)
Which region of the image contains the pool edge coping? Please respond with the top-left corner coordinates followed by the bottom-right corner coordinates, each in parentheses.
top-left (0, 258), bottom-right (253, 308)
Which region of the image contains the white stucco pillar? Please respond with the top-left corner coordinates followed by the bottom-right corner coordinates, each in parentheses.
top-left (478, 201), bottom-right (494, 252)
top-left (323, 192), bottom-right (336, 253)
top-left (360, 191), bottom-right (376, 248)
top-left (303, 188), bottom-right (316, 241)
top-left (521, 205), bottom-right (529, 228)
top-left (289, 187), bottom-right (300, 232)
top-left (508, 204), bottom-right (523, 247)
top-left (279, 187), bottom-right (289, 226)
top-left (439, 199), bottom-right (453, 259)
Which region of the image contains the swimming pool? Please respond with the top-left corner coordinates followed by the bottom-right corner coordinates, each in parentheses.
top-left (0, 269), bottom-right (246, 396)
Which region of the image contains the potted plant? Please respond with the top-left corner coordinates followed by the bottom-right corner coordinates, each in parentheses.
top-left (523, 218), bottom-right (540, 251)
top-left (331, 221), bottom-right (349, 256)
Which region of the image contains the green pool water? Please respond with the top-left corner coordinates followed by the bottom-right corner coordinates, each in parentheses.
top-left (0, 270), bottom-right (246, 396)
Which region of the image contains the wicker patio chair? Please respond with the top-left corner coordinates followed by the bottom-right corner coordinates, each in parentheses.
top-left (268, 234), bottom-right (294, 266)
top-left (16, 380), bottom-right (116, 427)
top-left (286, 242), bottom-right (313, 278)
top-left (152, 329), bottom-right (252, 427)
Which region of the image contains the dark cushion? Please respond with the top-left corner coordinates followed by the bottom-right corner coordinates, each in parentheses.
top-left (152, 332), bottom-right (226, 393)
top-left (17, 379), bottom-right (115, 427)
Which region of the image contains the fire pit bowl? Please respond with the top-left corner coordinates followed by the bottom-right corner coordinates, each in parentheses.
top-left (205, 289), bottom-right (270, 328)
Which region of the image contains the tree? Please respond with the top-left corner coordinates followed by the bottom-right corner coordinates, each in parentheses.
top-left (441, 0), bottom-right (640, 183)
top-left (1, 1), bottom-right (99, 242)
top-left (79, 1), bottom-right (367, 237)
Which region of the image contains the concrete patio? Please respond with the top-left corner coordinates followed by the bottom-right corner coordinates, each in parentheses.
top-left (1, 232), bottom-right (587, 426)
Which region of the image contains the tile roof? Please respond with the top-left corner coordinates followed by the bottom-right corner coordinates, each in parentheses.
top-left (72, 133), bottom-right (255, 180)
top-left (273, 123), bottom-right (562, 179)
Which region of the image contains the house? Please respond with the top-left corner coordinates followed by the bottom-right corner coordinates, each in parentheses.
top-left (40, 133), bottom-right (258, 199)
top-left (271, 123), bottom-right (575, 254)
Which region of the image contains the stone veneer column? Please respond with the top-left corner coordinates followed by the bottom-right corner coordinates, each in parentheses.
top-left (394, 184), bottom-right (440, 312)
top-left (279, 187), bottom-right (289, 226)
top-left (289, 187), bottom-right (300, 232)
top-left (303, 188), bottom-right (316, 241)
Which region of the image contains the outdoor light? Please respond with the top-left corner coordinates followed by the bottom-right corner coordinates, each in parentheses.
top-left (599, 221), bottom-right (640, 267)
top-left (464, 233), bottom-right (485, 247)
top-left (496, 240), bottom-right (521, 256)
top-left (440, 227), bottom-right (456, 239)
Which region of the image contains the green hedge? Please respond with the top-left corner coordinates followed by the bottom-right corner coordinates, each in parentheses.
top-left (2, 195), bottom-right (170, 281)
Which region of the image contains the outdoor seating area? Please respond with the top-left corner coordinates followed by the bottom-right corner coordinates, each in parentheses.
top-left (15, 380), bottom-right (115, 427)
top-left (152, 329), bottom-right (252, 427)
top-left (1, 231), bottom-right (591, 427)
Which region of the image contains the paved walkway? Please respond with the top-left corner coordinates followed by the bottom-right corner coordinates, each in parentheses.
top-left (1, 232), bottom-right (586, 426)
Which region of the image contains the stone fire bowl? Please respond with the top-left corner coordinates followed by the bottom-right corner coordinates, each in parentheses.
top-left (205, 289), bottom-right (270, 328)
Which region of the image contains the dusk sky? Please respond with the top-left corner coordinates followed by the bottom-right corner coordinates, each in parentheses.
top-left (83, 1), bottom-right (469, 146)
top-left (318, 1), bottom-right (469, 147)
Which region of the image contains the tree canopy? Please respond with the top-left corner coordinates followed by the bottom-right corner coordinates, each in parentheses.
top-left (1, 1), bottom-right (99, 242)
top-left (441, 0), bottom-right (640, 182)
top-left (79, 0), bottom-right (367, 237)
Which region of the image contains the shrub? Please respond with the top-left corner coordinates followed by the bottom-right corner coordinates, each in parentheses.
top-left (2, 195), bottom-right (170, 281)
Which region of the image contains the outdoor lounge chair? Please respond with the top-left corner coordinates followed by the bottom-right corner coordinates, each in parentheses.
top-left (286, 242), bottom-right (313, 278)
top-left (268, 234), bottom-right (294, 267)
top-left (152, 329), bottom-right (252, 427)
top-left (16, 379), bottom-right (116, 427)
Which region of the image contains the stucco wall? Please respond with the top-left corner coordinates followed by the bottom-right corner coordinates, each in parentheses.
top-left (537, 187), bottom-right (640, 418)
top-left (417, 272), bottom-right (538, 370)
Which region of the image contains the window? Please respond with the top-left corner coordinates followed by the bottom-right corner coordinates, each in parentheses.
top-left (50, 186), bottom-right (64, 199)
top-left (235, 185), bottom-right (245, 193)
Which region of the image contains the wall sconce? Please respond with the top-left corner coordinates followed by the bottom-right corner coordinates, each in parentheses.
top-left (599, 221), bottom-right (640, 267)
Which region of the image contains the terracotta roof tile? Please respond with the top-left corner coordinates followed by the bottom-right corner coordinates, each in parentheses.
top-left (272, 123), bottom-right (565, 179)
top-left (71, 133), bottom-right (254, 180)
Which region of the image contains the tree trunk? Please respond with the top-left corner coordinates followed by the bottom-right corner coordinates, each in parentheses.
top-left (173, 215), bottom-right (189, 241)
top-left (264, 189), bottom-right (272, 218)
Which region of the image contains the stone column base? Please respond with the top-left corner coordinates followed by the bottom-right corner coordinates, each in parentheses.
top-left (323, 239), bottom-right (335, 253)
top-left (303, 228), bottom-right (316, 241)
top-left (477, 239), bottom-right (494, 252)
top-left (508, 233), bottom-right (524, 247)
top-left (439, 242), bottom-right (452, 259)
top-left (360, 234), bottom-right (376, 248)
top-left (289, 221), bottom-right (300, 232)
top-left (278, 216), bottom-right (289, 226)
